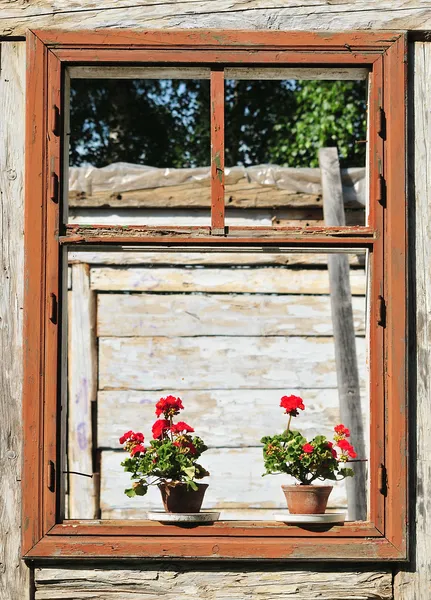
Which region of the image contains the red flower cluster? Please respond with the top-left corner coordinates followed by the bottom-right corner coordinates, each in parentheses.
top-left (171, 421), bottom-right (194, 434)
top-left (130, 444), bottom-right (146, 456)
top-left (119, 430), bottom-right (144, 445)
top-left (334, 424), bottom-right (350, 437)
top-left (302, 443), bottom-right (314, 454)
top-left (155, 395), bottom-right (184, 418)
top-left (280, 395), bottom-right (305, 416)
top-left (337, 438), bottom-right (357, 458)
top-left (152, 419), bottom-right (171, 439)
top-left (334, 424), bottom-right (356, 459)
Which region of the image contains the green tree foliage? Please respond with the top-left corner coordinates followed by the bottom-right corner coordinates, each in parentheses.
top-left (70, 78), bottom-right (366, 169)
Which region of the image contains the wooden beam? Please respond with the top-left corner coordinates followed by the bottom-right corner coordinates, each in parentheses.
top-left (67, 264), bottom-right (98, 518)
top-left (319, 147), bottom-right (367, 521)
top-left (0, 41), bottom-right (29, 600)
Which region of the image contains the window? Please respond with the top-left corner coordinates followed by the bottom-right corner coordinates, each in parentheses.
top-left (23, 29), bottom-right (407, 560)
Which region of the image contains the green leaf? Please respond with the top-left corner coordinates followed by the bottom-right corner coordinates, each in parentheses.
top-left (124, 488), bottom-right (136, 498)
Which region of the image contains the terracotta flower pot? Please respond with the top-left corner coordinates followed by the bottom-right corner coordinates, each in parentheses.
top-left (158, 482), bottom-right (208, 513)
top-left (281, 484), bottom-right (333, 514)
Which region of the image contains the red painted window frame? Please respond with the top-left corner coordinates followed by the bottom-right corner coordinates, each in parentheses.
top-left (23, 29), bottom-right (407, 561)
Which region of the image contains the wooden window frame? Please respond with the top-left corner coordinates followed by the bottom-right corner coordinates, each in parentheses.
top-left (23, 29), bottom-right (407, 561)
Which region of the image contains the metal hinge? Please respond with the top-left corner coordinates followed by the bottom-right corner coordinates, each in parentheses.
top-left (376, 174), bottom-right (386, 207)
top-left (49, 292), bottom-right (58, 324)
top-left (378, 464), bottom-right (387, 495)
top-left (50, 172), bottom-right (59, 203)
top-left (47, 460), bottom-right (56, 492)
top-left (51, 104), bottom-right (60, 136)
top-left (377, 295), bottom-right (386, 328)
top-left (377, 106), bottom-right (386, 139)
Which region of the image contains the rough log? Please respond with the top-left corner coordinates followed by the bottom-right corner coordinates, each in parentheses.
top-left (98, 335), bottom-right (368, 391)
top-left (0, 1), bottom-right (431, 37)
top-left (69, 250), bottom-right (366, 267)
top-left (68, 264), bottom-right (98, 518)
top-left (90, 266), bottom-right (366, 295)
top-left (0, 42), bottom-right (29, 600)
top-left (320, 147), bottom-right (367, 521)
top-left (34, 565), bottom-right (393, 600)
top-left (96, 293), bottom-right (366, 338)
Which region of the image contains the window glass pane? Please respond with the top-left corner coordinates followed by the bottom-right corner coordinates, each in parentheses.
top-left (65, 247), bottom-right (369, 521)
top-left (223, 69), bottom-right (368, 228)
top-left (66, 68), bottom-right (211, 226)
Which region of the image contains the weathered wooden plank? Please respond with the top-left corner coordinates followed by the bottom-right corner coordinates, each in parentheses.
top-left (97, 293), bottom-right (366, 338)
top-left (0, 42), bottom-right (29, 600)
top-left (1, 1), bottom-right (430, 38)
top-left (98, 388), bottom-right (369, 450)
top-left (98, 336), bottom-right (368, 391)
top-left (68, 182), bottom-right (356, 210)
top-left (34, 566), bottom-right (392, 600)
top-left (394, 42), bottom-right (431, 600)
top-left (69, 65), bottom-right (368, 80)
top-left (69, 249), bottom-right (366, 267)
top-left (100, 448), bottom-right (350, 516)
top-left (91, 266), bottom-right (366, 295)
top-left (68, 264), bottom-right (97, 518)
top-left (320, 146), bottom-right (367, 521)
top-left (68, 206), bottom-right (364, 227)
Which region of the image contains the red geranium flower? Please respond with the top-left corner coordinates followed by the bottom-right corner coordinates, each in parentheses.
top-left (155, 395), bottom-right (184, 417)
top-left (334, 424), bottom-right (350, 437)
top-left (130, 444), bottom-right (145, 456)
top-left (337, 439), bottom-right (357, 458)
top-left (337, 439), bottom-right (350, 450)
top-left (130, 432), bottom-right (144, 443)
top-left (152, 419), bottom-right (171, 439)
top-left (280, 395), bottom-right (305, 416)
top-left (171, 421), bottom-right (194, 434)
top-left (119, 430), bottom-right (133, 444)
top-left (302, 443), bottom-right (314, 454)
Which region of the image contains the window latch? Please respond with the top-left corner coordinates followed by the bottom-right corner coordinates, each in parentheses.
top-left (377, 295), bottom-right (386, 328)
top-left (378, 464), bottom-right (387, 495)
top-left (49, 292), bottom-right (58, 324)
top-left (377, 106), bottom-right (386, 139)
top-left (47, 460), bottom-right (55, 492)
top-left (376, 174), bottom-right (386, 207)
top-left (50, 172), bottom-right (59, 204)
top-left (51, 104), bottom-right (60, 136)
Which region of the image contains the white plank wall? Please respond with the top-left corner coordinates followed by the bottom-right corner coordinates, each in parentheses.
top-left (0, 42), bottom-right (29, 600)
top-left (92, 259), bottom-right (368, 519)
top-left (90, 266), bottom-right (366, 294)
top-left (98, 389), bottom-right (367, 449)
top-left (97, 293), bottom-right (366, 337)
top-left (69, 250), bottom-right (366, 267)
top-left (98, 335), bottom-right (367, 391)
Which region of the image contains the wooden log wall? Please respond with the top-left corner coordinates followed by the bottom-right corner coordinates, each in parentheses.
top-left (1, 6), bottom-right (431, 599)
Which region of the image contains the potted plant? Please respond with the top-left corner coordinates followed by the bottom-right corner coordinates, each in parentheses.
top-left (119, 395), bottom-right (210, 513)
top-left (261, 395), bottom-right (357, 514)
